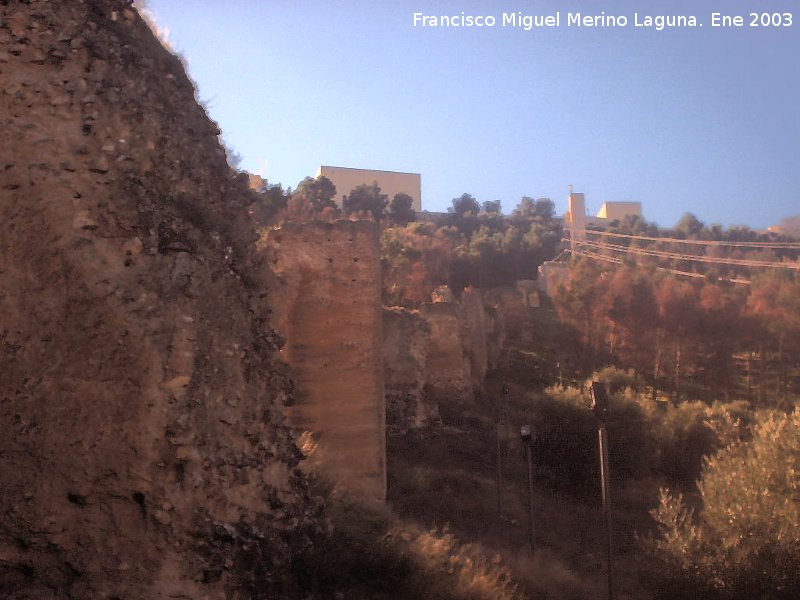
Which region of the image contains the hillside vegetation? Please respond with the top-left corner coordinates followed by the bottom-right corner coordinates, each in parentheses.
top-left (322, 204), bottom-right (800, 598)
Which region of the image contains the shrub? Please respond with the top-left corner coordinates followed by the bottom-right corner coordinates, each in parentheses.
top-left (654, 401), bottom-right (716, 487)
top-left (589, 366), bottom-right (640, 393)
top-left (538, 382), bottom-right (753, 495)
top-left (645, 408), bottom-right (800, 599)
top-left (533, 385), bottom-right (652, 499)
top-left (392, 524), bottom-right (523, 600)
top-left (290, 496), bottom-right (417, 599)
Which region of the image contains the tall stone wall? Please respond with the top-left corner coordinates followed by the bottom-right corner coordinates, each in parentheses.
top-left (0, 2), bottom-right (318, 598)
top-left (266, 221), bottom-right (386, 503)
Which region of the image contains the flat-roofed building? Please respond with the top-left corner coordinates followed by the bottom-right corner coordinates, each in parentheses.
top-left (565, 192), bottom-right (643, 231)
top-left (564, 191), bottom-right (644, 250)
top-left (318, 166), bottom-right (422, 212)
top-left (596, 201), bottom-right (642, 222)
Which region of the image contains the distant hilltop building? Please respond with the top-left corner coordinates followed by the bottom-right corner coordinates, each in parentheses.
top-left (565, 190), bottom-right (642, 249)
top-left (768, 215), bottom-right (800, 238)
top-left (594, 200), bottom-right (642, 222)
top-left (540, 190), bottom-right (643, 296)
top-left (318, 165), bottom-right (422, 212)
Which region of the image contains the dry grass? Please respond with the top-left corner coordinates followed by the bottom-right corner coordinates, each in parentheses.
top-left (390, 523), bottom-right (523, 600)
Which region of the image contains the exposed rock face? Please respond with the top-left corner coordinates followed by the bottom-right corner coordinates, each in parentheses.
top-left (484, 285), bottom-right (537, 346)
top-left (386, 290), bottom-right (507, 429)
top-left (419, 301), bottom-right (474, 416)
top-left (459, 288), bottom-right (492, 385)
top-left (383, 307), bottom-right (437, 434)
top-left (265, 221), bottom-right (386, 503)
top-left (0, 2), bottom-right (317, 598)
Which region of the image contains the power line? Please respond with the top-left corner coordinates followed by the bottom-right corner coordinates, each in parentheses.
top-left (571, 238), bottom-right (800, 271)
top-left (566, 248), bottom-right (752, 285)
top-left (565, 228), bottom-right (800, 249)
top-left (568, 248), bottom-right (621, 264)
top-left (579, 237), bottom-right (799, 270)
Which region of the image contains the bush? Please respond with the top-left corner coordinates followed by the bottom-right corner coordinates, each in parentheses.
top-left (528, 389), bottom-right (599, 499)
top-left (645, 408), bottom-right (800, 599)
top-left (290, 496), bottom-right (417, 599)
top-left (538, 382), bottom-right (753, 495)
top-left (291, 488), bottom-right (526, 600)
top-left (654, 401), bottom-right (716, 486)
top-left (392, 525), bottom-right (523, 600)
top-left (532, 385), bottom-right (653, 499)
top-left (589, 366), bottom-right (640, 393)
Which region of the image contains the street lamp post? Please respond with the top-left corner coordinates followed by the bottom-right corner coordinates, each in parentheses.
top-left (590, 381), bottom-right (614, 600)
top-left (520, 424), bottom-right (534, 555)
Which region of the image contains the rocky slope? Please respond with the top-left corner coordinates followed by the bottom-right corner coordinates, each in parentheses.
top-left (0, 1), bottom-right (318, 598)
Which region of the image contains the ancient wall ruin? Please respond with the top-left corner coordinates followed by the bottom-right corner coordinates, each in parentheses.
top-left (420, 301), bottom-right (474, 409)
top-left (265, 221), bottom-right (386, 503)
top-left (0, 2), bottom-right (317, 598)
top-left (383, 289), bottom-right (513, 430)
top-left (383, 307), bottom-right (438, 433)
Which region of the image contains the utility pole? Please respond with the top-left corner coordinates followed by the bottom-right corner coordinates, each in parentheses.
top-left (591, 381), bottom-right (614, 600)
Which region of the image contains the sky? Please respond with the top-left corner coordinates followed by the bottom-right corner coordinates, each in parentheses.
top-left (143, 0), bottom-right (799, 229)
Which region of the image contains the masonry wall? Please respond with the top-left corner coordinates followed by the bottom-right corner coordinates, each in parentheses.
top-left (266, 221), bottom-right (386, 503)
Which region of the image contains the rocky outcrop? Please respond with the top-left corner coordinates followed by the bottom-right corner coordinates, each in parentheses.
top-left (0, 2), bottom-right (317, 598)
top-left (420, 301), bottom-right (474, 410)
top-left (382, 289), bottom-right (506, 427)
top-left (383, 307), bottom-right (437, 433)
top-left (484, 284), bottom-right (539, 346)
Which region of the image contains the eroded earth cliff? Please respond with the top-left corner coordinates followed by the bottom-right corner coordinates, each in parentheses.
top-left (0, 1), bottom-right (318, 598)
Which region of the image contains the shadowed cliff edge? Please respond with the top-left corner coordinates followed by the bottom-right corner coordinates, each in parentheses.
top-left (0, 2), bottom-right (321, 598)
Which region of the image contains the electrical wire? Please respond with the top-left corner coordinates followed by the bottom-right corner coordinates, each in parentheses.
top-left (565, 248), bottom-right (753, 285)
top-left (565, 228), bottom-right (800, 249)
top-left (571, 238), bottom-right (799, 270)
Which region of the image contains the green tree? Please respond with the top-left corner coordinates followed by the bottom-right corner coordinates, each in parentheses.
top-left (246, 173), bottom-right (289, 225)
top-left (294, 175), bottom-right (339, 213)
top-left (513, 197), bottom-right (554, 222)
top-left (647, 409), bottom-right (800, 599)
top-left (467, 225), bottom-right (505, 287)
top-left (449, 193), bottom-right (480, 217)
top-left (481, 200), bottom-right (501, 214)
top-left (344, 182), bottom-right (388, 220)
top-left (552, 257), bottom-right (611, 370)
top-left (675, 212), bottom-right (705, 239)
top-left (389, 193), bottom-right (416, 225)
top-left (251, 182), bottom-right (289, 225)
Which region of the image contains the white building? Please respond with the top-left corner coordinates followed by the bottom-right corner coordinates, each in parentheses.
top-left (566, 191), bottom-right (642, 249)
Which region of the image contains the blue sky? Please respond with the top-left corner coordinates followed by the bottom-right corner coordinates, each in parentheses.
top-left (144, 0), bottom-right (798, 229)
